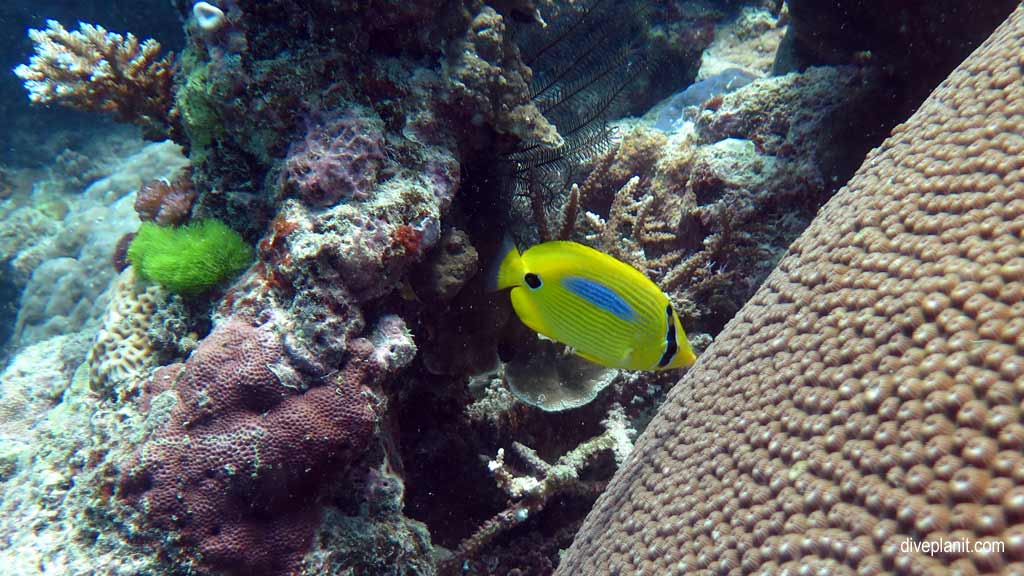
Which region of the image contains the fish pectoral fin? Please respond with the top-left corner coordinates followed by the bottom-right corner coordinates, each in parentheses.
top-left (620, 347), bottom-right (635, 364)
top-left (575, 350), bottom-right (604, 366)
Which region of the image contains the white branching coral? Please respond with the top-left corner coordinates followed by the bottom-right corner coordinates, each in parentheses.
top-left (439, 406), bottom-right (635, 573)
top-left (13, 20), bottom-right (176, 138)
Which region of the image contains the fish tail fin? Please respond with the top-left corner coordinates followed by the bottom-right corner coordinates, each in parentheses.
top-left (678, 338), bottom-right (698, 368)
top-left (486, 235), bottom-right (524, 291)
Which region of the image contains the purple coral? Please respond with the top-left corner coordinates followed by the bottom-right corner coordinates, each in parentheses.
top-left (282, 108), bottom-right (386, 207)
top-left (118, 313), bottom-right (389, 576)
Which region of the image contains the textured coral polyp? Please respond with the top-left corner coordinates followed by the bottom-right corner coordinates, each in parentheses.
top-left (283, 109), bottom-right (386, 207)
top-left (119, 314), bottom-right (377, 576)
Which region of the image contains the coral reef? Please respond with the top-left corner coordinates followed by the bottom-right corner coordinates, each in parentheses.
top-left (303, 508), bottom-right (436, 576)
top-left (14, 20), bottom-right (178, 140)
top-left (4, 140), bottom-right (188, 347)
top-left (127, 219), bottom-right (253, 295)
top-left (561, 59), bottom-right (882, 335)
top-left (0, 341), bottom-right (165, 575)
top-left (11, 1), bottom-right (1018, 575)
top-left (111, 232), bottom-right (136, 272)
top-left (413, 228), bottom-right (480, 302)
top-left (696, 65), bottom-right (881, 184)
top-left (653, 67), bottom-right (759, 131)
top-left (445, 6), bottom-right (558, 148)
top-left (699, 4), bottom-right (787, 79)
top-left (12, 258), bottom-right (97, 346)
top-left (282, 108), bottom-right (386, 207)
top-left (119, 313), bottom-right (413, 575)
top-left (504, 336), bottom-right (620, 412)
top-left (134, 166), bottom-right (196, 226)
top-left (559, 6), bottom-right (1024, 573)
top-left (0, 207), bottom-right (60, 287)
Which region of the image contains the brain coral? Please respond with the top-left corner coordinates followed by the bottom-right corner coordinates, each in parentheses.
top-left (86, 268), bottom-right (167, 395)
top-left (559, 7), bottom-right (1024, 575)
top-left (119, 313), bottom-right (379, 576)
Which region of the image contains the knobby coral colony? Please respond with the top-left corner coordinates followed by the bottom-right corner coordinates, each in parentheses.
top-left (10, 1), bottom-right (1024, 576)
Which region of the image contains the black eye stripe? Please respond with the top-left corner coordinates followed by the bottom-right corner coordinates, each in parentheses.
top-left (525, 273), bottom-right (542, 289)
top-left (658, 304), bottom-right (678, 368)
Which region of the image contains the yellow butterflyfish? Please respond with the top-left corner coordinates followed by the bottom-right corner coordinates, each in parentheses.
top-left (488, 237), bottom-right (697, 371)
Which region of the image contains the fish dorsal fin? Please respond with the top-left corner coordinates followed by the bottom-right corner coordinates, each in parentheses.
top-left (486, 235), bottom-right (524, 291)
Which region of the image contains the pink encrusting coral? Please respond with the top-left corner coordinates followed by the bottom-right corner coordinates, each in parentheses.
top-left (282, 108), bottom-right (387, 207)
top-left (118, 312), bottom-right (413, 576)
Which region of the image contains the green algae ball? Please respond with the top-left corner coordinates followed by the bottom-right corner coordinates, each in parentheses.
top-left (128, 219), bottom-right (253, 295)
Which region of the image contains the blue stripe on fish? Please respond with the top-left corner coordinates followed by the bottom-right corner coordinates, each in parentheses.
top-left (562, 276), bottom-right (637, 322)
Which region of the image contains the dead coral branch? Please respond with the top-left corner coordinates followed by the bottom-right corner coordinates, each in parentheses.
top-left (439, 406), bottom-right (635, 574)
top-left (14, 20), bottom-right (176, 139)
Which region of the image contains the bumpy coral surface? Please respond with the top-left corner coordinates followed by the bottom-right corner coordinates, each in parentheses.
top-left (559, 7), bottom-right (1024, 574)
top-left (415, 228), bottom-right (479, 302)
top-left (445, 6), bottom-right (559, 147)
top-left (86, 269), bottom-right (167, 395)
top-left (282, 108), bottom-right (386, 207)
top-left (119, 313), bottom-right (381, 576)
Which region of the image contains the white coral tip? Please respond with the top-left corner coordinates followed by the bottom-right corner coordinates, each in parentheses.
top-left (193, 2), bottom-right (226, 32)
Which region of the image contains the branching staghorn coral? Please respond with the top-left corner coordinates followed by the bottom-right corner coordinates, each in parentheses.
top-left (557, 128), bottom-right (767, 328)
top-left (14, 20), bottom-right (177, 139)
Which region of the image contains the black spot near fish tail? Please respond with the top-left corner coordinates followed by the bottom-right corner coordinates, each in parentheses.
top-left (658, 305), bottom-right (678, 368)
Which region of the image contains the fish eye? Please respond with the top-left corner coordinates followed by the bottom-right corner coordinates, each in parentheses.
top-left (524, 273), bottom-right (542, 289)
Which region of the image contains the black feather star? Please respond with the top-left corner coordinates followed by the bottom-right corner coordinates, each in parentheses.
top-left (501, 0), bottom-right (645, 217)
